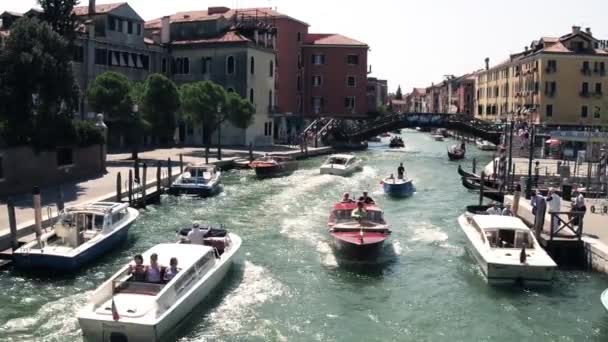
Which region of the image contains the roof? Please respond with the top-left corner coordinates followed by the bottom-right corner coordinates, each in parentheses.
top-left (0, 11), bottom-right (23, 17)
top-left (333, 202), bottom-right (381, 212)
top-left (472, 215), bottom-right (530, 231)
top-left (413, 88), bottom-right (426, 96)
top-left (72, 2), bottom-right (126, 16)
top-left (146, 7), bottom-right (308, 30)
top-left (304, 33), bottom-right (367, 47)
top-left (171, 30), bottom-right (251, 45)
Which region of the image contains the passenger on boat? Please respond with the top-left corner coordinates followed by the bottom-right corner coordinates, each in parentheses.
top-left (486, 203), bottom-right (500, 215)
top-left (128, 254), bottom-right (146, 282)
top-left (341, 193), bottom-right (355, 203)
top-left (187, 223), bottom-right (207, 245)
top-left (163, 257), bottom-right (180, 282)
top-left (387, 174), bottom-right (395, 183)
top-left (397, 163), bottom-right (405, 179)
top-left (146, 253), bottom-right (164, 284)
top-left (502, 204), bottom-right (513, 216)
top-left (362, 192), bottom-right (375, 204)
top-left (351, 201), bottom-right (367, 221)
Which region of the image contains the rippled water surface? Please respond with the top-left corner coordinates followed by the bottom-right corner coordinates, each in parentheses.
top-left (1, 130), bottom-right (608, 342)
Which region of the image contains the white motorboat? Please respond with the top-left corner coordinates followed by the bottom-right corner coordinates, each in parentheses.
top-left (169, 163), bottom-right (221, 197)
top-left (13, 202), bottom-right (139, 271)
top-left (320, 154), bottom-right (363, 176)
top-left (602, 289), bottom-right (608, 312)
top-left (476, 139), bottom-right (497, 151)
top-left (458, 214), bottom-right (556, 286)
top-left (78, 235), bottom-right (241, 342)
top-left (431, 134), bottom-right (445, 141)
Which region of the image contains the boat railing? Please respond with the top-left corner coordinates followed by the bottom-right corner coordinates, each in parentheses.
top-left (548, 211), bottom-right (585, 241)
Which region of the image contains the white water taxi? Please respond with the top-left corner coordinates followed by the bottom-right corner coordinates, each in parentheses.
top-left (458, 214), bottom-right (556, 286)
top-left (320, 154), bottom-right (363, 176)
top-left (476, 139), bottom-right (498, 151)
top-left (78, 235), bottom-right (241, 342)
top-left (169, 164), bottom-right (222, 197)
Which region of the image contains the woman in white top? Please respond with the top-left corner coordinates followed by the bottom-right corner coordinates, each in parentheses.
top-left (146, 253), bottom-right (163, 283)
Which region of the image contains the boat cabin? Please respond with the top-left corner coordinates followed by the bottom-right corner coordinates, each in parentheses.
top-left (325, 155), bottom-right (358, 166)
top-left (180, 164), bottom-right (218, 184)
top-left (329, 202), bottom-right (385, 225)
top-left (468, 215), bottom-right (535, 249)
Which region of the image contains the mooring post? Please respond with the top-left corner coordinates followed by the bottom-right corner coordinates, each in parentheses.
top-left (56, 185), bottom-right (64, 212)
top-left (479, 172), bottom-right (485, 206)
top-left (128, 170), bottom-right (133, 205)
top-left (513, 184), bottom-right (521, 216)
top-left (7, 198), bottom-right (18, 251)
top-left (32, 187), bottom-right (43, 247)
top-left (168, 158), bottom-right (173, 186)
top-left (179, 154), bottom-right (184, 174)
top-left (472, 158), bottom-right (477, 174)
top-left (134, 158), bottom-right (140, 183)
top-left (156, 162), bottom-right (161, 194)
top-left (249, 143), bottom-right (254, 162)
top-left (116, 172), bottom-right (122, 202)
top-left (142, 163), bottom-right (147, 208)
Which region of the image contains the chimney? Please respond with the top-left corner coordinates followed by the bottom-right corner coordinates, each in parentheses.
top-left (572, 26), bottom-right (581, 34)
top-left (88, 0), bottom-right (96, 15)
top-left (485, 57), bottom-right (490, 71)
top-left (161, 16), bottom-right (170, 44)
top-left (525, 46), bottom-right (529, 52)
top-left (586, 27), bottom-right (592, 35)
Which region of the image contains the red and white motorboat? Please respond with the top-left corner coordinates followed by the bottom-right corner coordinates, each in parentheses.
top-left (327, 202), bottom-right (391, 260)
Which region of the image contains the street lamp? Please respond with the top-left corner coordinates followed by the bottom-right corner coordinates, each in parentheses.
top-left (95, 113), bottom-right (108, 173)
top-left (217, 103), bottom-right (223, 161)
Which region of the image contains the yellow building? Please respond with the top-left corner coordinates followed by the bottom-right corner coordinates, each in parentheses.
top-left (475, 26), bottom-right (608, 127)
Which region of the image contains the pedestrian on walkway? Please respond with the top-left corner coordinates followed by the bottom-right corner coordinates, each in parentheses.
top-left (546, 188), bottom-right (561, 234)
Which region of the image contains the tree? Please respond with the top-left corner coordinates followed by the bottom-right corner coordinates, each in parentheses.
top-left (38, 0), bottom-right (80, 41)
top-left (0, 17), bottom-right (78, 147)
top-left (225, 92), bottom-right (256, 130)
top-left (141, 74), bottom-right (181, 145)
top-left (395, 85), bottom-right (403, 100)
top-left (180, 81), bottom-right (227, 156)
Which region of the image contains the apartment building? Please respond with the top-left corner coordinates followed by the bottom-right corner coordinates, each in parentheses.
top-left (367, 77), bottom-right (388, 114)
top-left (475, 26), bottom-right (608, 127)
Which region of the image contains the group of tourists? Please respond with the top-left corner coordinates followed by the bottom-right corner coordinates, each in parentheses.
top-left (531, 188), bottom-right (586, 230)
top-left (485, 203), bottom-right (513, 216)
top-left (128, 253), bottom-right (180, 284)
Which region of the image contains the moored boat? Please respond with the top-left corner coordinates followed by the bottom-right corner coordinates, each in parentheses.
top-left (327, 202), bottom-right (391, 260)
top-left (168, 163), bottom-right (221, 197)
top-left (250, 155), bottom-right (298, 178)
top-left (389, 136), bottom-right (405, 148)
top-left (320, 154), bottom-right (363, 176)
top-left (476, 139), bottom-right (498, 151)
top-left (458, 213), bottom-right (556, 286)
top-left (457, 165), bottom-right (480, 179)
top-left (233, 158), bottom-right (252, 169)
top-left (381, 176), bottom-right (415, 197)
top-left (431, 134), bottom-right (445, 141)
top-left (367, 136), bottom-right (381, 143)
top-left (448, 142), bottom-right (466, 161)
top-left (78, 235), bottom-right (241, 342)
top-left (13, 202), bottom-right (139, 271)
top-left (602, 289), bottom-right (608, 313)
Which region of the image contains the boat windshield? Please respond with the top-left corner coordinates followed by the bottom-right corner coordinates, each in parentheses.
top-left (327, 157), bottom-right (347, 165)
top-left (485, 229), bottom-right (534, 249)
top-left (333, 209), bottom-right (383, 223)
top-left (113, 277), bottom-right (164, 296)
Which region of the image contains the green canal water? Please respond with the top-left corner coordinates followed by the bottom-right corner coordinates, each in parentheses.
top-left (1, 130), bottom-right (608, 342)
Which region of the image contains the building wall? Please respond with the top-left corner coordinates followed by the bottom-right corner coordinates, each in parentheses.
top-left (302, 46), bottom-right (368, 117)
top-left (273, 17), bottom-right (309, 115)
top-left (0, 145), bottom-right (103, 197)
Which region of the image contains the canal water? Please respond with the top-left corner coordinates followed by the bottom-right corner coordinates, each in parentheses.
top-left (1, 129), bottom-right (607, 342)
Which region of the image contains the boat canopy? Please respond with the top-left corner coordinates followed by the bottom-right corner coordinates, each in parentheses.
top-left (471, 215), bottom-right (530, 231)
top-left (65, 202), bottom-right (129, 215)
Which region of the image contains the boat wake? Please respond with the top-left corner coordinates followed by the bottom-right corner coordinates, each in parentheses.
top-left (410, 223), bottom-right (449, 245)
top-left (0, 291), bottom-right (90, 341)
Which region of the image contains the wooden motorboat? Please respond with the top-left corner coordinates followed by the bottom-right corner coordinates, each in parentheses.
top-left (168, 164), bottom-right (221, 197)
top-left (13, 202), bottom-right (139, 271)
top-left (327, 202), bottom-right (391, 260)
top-left (250, 155), bottom-right (298, 178)
top-left (458, 213), bottom-right (556, 286)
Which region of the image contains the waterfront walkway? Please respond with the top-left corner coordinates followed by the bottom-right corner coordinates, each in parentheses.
top-left (0, 145), bottom-right (333, 250)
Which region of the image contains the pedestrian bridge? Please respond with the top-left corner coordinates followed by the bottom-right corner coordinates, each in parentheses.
top-left (328, 113), bottom-right (502, 145)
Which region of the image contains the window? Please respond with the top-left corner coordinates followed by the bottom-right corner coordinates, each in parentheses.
top-left (141, 55), bottom-right (149, 70)
top-left (268, 90), bottom-right (273, 110)
top-left (136, 23), bottom-right (141, 36)
top-left (594, 106), bottom-right (601, 118)
top-left (312, 75), bottom-right (322, 87)
top-left (201, 57), bottom-right (212, 74)
top-left (264, 122), bottom-right (273, 136)
top-left (108, 16), bottom-right (116, 31)
top-left (127, 21), bottom-right (133, 34)
top-left (581, 105), bottom-right (588, 118)
top-left (546, 104), bottom-right (553, 117)
top-left (249, 88), bottom-right (254, 104)
top-left (161, 58), bottom-right (167, 73)
top-left (312, 97), bottom-right (323, 113)
top-left (312, 54), bottom-right (325, 65)
top-left (547, 60), bottom-right (557, 73)
top-left (95, 48), bottom-right (107, 65)
top-left (226, 56), bottom-right (235, 74)
top-left (347, 54), bottom-right (359, 65)
top-left (344, 97), bottom-right (356, 110)
top-left (56, 147), bottom-right (73, 167)
top-left (250, 56), bottom-right (255, 75)
top-left (478, 105), bottom-right (483, 115)
top-left (0, 154), bottom-right (4, 180)
top-left (116, 18), bottom-right (123, 32)
top-left (269, 60), bottom-right (274, 77)
top-left (347, 76), bottom-right (356, 87)
top-left (582, 61), bottom-right (590, 74)
top-left (596, 82), bottom-right (603, 95)
top-left (297, 75), bottom-right (302, 90)
top-left (297, 32), bottom-right (302, 42)
top-left (183, 58), bottom-right (190, 74)
top-left (297, 54), bottom-right (302, 68)
top-left (72, 45), bottom-right (84, 63)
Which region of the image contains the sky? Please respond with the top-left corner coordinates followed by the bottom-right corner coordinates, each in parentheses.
top-left (2, 0), bottom-right (608, 94)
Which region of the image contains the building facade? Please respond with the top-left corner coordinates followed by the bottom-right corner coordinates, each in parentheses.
top-left (404, 88), bottom-right (427, 113)
top-left (475, 26), bottom-right (608, 127)
top-left (366, 77), bottom-right (388, 114)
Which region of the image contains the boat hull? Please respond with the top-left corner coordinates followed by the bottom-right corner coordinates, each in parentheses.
top-left (448, 150), bottom-right (465, 161)
top-left (13, 222), bottom-right (133, 271)
top-left (320, 165), bottom-right (362, 177)
top-left (252, 162), bottom-right (298, 178)
top-left (168, 183), bottom-right (221, 197)
top-left (382, 180), bottom-right (415, 197)
top-left (602, 289), bottom-right (608, 313)
top-left (80, 235), bottom-right (241, 342)
top-left (330, 231), bottom-right (388, 260)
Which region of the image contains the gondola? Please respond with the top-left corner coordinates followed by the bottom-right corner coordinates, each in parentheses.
top-left (448, 142), bottom-right (466, 161)
top-left (457, 165), bottom-right (479, 179)
top-left (461, 177), bottom-right (504, 202)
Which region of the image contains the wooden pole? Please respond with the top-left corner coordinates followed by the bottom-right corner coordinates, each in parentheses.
top-left (179, 154), bottom-right (184, 174)
top-left (249, 143), bottom-right (254, 162)
top-left (7, 198), bottom-right (18, 251)
top-left (56, 185), bottom-right (64, 212)
top-left (168, 158), bottom-right (173, 187)
top-left (205, 148), bottom-right (209, 164)
top-left (472, 158), bottom-right (477, 174)
top-left (507, 121), bottom-right (514, 191)
top-left (128, 170), bottom-right (133, 205)
top-left (32, 187), bottom-right (43, 246)
top-left (142, 162), bottom-right (147, 208)
top-left (156, 162), bottom-right (161, 193)
top-left (479, 172), bottom-right (485, 206)
top-left (134, 158), bottom-right (140, 183)
top-left (513, 184), bottom-right (521, 216)
top-left (116, 172), bottom-right (122, 202)
top-left (525, 126), bottom-right (535, 199)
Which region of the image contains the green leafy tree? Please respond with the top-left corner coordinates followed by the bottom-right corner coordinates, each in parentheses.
top-left (395, 85), bottom-right (403, 100)
top-left (38, 0), bottom-right (80, 41)
top-left (141, 74), bottom-right (181, 145)
top-left (225, 92), bottom-right (256, 130)
top-left (0, 17), bottom-right (78, 147)
top-left (180, 81), bottom-right (227, 155)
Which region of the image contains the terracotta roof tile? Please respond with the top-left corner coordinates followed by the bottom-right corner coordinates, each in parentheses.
top-left (73, 2), bottom-right (126, 16)
top-left (304, 33), bottom-right (367, 47)
top-left (171, 30), bottom-right (251, 45)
